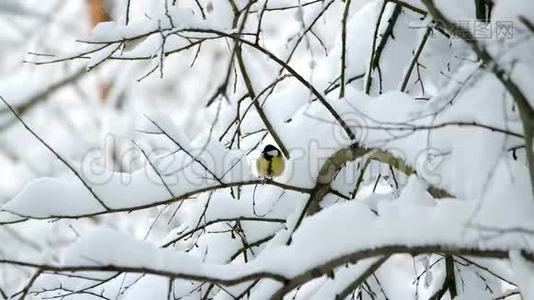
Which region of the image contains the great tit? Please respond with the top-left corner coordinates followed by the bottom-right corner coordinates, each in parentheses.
top-left (256, 144), bottom-right (285, 178)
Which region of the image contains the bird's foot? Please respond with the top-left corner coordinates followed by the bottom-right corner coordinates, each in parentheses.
top-left (259, 176), bottom-right (273, 184)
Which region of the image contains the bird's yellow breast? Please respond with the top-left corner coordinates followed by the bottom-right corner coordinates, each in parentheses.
top-left (257, 156), bottom-right (285, 177)
top-left (269, 156), bottom-right (285, 177)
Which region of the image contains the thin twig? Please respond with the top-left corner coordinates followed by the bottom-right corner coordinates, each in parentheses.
top-left (144, 116), bottom-right (225, 184)
top-left (0, 96), bottom-right (109, 210)
top-left (335, 256), bottom-right (390, 300)
top-left (162, 217), bottom-right (284, 248)
top-left (14, 269), bottom-right (42, 300)
top-left (125, 0), bottom-right (132, 25)
top-left (339, 0), bottom-right (352, 98)
top-left (364, 1), bottom-right (387, 94)
top-left (400, 26), bottom-right (431, 92)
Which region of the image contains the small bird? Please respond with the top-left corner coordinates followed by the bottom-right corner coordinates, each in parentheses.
top-left (256, 144), bottom-right (285, 179)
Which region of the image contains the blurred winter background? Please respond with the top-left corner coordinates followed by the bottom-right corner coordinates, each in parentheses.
top-left (0, 0), bottom-right (532, 298)
top-left (0, 0), bottom-right (230, 290)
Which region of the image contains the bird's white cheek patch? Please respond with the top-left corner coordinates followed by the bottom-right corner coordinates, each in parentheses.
top-left (267, 150), bottom-right (279, 156)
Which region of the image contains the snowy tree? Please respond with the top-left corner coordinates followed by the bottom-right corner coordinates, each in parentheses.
top-left (1, 0), bottom-right (533, 299)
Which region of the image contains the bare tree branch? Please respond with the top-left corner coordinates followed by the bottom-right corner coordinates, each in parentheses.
top-left (235, 46), bottom-right (290, 158)
top-left (3, 179), bottom-right (311, 220)
top-left (0, 244), bottom-right (531, 298)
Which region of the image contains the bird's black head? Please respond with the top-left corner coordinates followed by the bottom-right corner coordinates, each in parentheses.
top-left (262, 144), bottom-right (280, 159)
